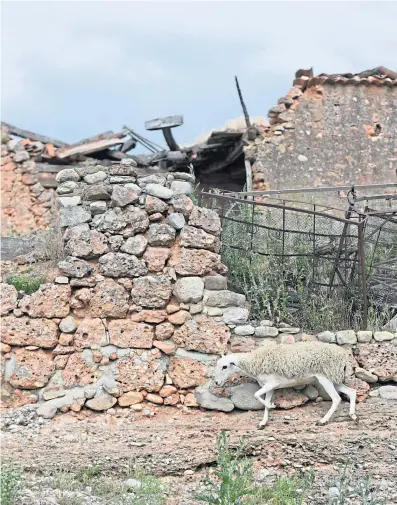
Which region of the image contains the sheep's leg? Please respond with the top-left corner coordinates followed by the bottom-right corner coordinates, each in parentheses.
top-left (314, 375), bottom-right (341, 426)
top-left (335, 384), bottom-right (358, 422)
top-left (259, 390), bottom-right (275, 428)
top-left (254, 382), bottom-right (278, 429)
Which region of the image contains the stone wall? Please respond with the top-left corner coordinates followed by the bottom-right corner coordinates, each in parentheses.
top-left (1, 156), bottom-right (396, 417)
top-left (245, 82), bottom-right (397, 195)
top-left (1, 135), bottom-right (56, 235)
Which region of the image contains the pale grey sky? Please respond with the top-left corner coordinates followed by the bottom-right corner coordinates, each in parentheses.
top-left (2, 1), bottom-right (397, 150)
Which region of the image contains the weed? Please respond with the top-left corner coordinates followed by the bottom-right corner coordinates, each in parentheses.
top-left (0, 463), bottom-right (22, 505)
top-left (49, 465), bottom-right (167, 505)
top-left (31, 225), bottom-right (65, 264)
top-left (249, 471), bottom-right (315, 505)
top-left (329, 463), bottom-right (387, 505)
top-left (76, 465), bottom-right (101, 484)
top-left (127, 469), bottom-right (167, 505)
top-left (57, 493), bottom-right (82, 505)
top-left (196, 430), bottom-right (255, 505)
top-left (217, 200), bottom-right (394, 332)
top-left (6, 268), bottom-right (47, 294)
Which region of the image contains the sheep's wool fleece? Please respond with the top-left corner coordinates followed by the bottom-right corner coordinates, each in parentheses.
top-left (238, 342), bottom-right (349, 384)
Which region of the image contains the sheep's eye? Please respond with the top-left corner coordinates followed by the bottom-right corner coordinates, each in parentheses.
top-left (222, 365), bottom-right (227, 370)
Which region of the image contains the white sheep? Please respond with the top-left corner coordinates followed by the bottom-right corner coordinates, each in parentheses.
top-left (214, 341), bottom-right (357, 429)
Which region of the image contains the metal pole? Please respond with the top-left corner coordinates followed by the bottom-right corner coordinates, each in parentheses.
top-left (358, 217), bottom-right (368, 329)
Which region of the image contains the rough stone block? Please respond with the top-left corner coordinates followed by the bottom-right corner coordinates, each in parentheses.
top-left (222, 307), bottom-right (249, 325)
top-left (99, 252), bottom-right (147, 278)
top-left (188, 206), bottom-right (221, 236)
top-left (255, 326), bottom-right (278, 338)
top-left (173, 315), bottom-right (230, 354)
top-left (336, 330), bottom-right (357, 345)
top-left (74, 318), bottom-right (107, 349)
top-left (130, 275), bottom-right (172, 309)
top-left (203, 290), bottom-right (246, 308)
top-left (0, 283), bottom-right (18, 315)
top-left (172, 277), bottom-right (204, 303)
top-left (19, 284), bottom-right (71, 318)
top-left (168, 357), bottom-right (208, 389)
top-left (2, 316), bottom-right (58, 348)
top-left (109, 320), bottom-right (154, 348)
top-left (10, 348), bottom-right (56, 389)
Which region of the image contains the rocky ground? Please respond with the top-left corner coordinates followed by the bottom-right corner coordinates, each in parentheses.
top-left (2, 397), bottom-right (397, 504)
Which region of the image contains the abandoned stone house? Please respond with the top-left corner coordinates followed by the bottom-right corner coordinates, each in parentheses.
top-left (1, 66), bottom-right (397, 237)
top-left (245, 66), bottom-right (397, 194)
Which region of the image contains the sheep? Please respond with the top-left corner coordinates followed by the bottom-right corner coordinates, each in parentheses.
top-left (214, 341), bottom-right (357, 429)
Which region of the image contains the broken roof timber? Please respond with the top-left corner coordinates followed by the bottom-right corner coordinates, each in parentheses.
top-left (1, 121), bottom-right (68, 147)
top-left (55, 136), bottom-right (126, 159)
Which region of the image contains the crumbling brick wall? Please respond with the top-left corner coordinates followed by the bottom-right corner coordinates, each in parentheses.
top-left (1, 136), bottom-right (56, 235)
top-left (247, 82), bottom-right (397, 193)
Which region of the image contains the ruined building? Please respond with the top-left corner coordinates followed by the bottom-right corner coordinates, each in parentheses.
top-left (1, 66), bottom-right (396, 237)
top-left (245, 66), bottom-right (397, 192)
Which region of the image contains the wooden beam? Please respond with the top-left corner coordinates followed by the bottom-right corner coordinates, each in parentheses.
top-left (93, 149), bottom-right (127, 161)
top-left (145, 116), bottom-right (183, 130)
top-left (121, 137), bottom-right (137, 153)
top-left (245, 159), bottom-right (253, 192)
top-left (55, 137), bottom-right (125, 159)
top-left (75, 131), bottom-right (115, 144)
top-left (207, 131), bottom-right (243, 144)
top-left (1, 121), bottom-right (68, 147)
top-left (45, 144), bottom-right (56, 157)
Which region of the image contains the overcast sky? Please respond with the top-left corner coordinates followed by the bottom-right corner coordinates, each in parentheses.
top-left (2, 1), bottom-right (397, 152)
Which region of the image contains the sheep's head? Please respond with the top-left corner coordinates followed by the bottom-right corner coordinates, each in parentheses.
top-left (214, 355), bottom-right (237, 386)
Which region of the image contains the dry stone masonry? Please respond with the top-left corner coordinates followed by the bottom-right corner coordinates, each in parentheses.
top-left (1, 154), bottom-right (397, 417)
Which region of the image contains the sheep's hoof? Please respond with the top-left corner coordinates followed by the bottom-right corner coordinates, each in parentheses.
top-left (350, 414), bottom-right (359, 423)
top-left (316, 419), bottom-right (328, 426)
top-left (258, 423), bottom-right (267, 430)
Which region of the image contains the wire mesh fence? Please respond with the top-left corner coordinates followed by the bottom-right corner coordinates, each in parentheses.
top-left (201, 187), bottom-right (397, 332)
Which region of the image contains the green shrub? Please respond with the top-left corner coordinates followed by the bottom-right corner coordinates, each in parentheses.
top-left (49, 465), bottom-right (167, 505)
top-left (328, 463), bottom-right (386, 505)
top-left (196, 430), bottom-right (255, 505)
top-left (217, 201), bottom-right (393, 332)
top-left (0, 463), bottom-right (22, 505)
top-left (76, 465), bottom-right (102, 484)
top-left (7, 268), bottom-right (47, 294)
top-left (249, 471), bottom-right (314, 505)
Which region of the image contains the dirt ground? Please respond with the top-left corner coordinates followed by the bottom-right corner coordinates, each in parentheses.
top-left (2, 398), bottom-right (397, 504)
